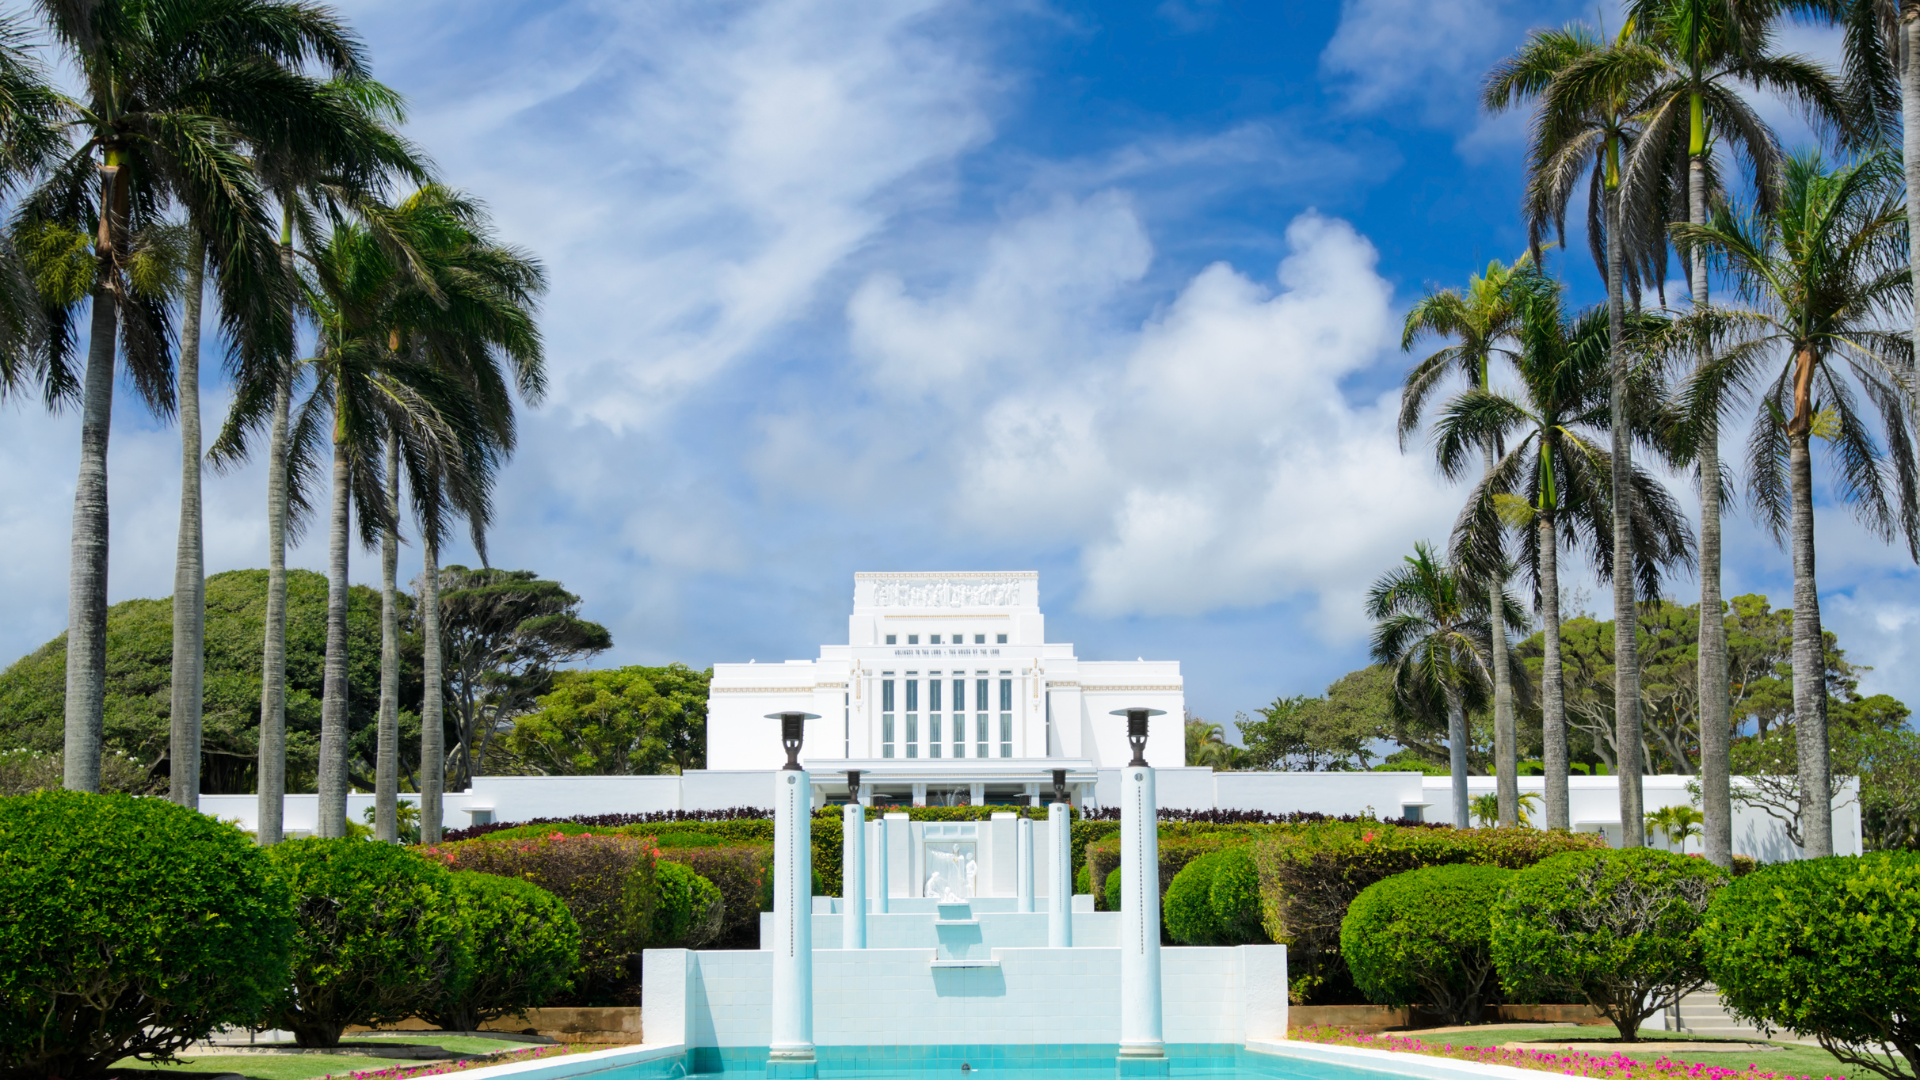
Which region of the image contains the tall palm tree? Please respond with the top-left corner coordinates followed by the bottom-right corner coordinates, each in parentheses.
top-left (1622, 0), bottom-right (1851, 869)
top-left (380, 187), bottom-right (545, 844)
top-left (0, 14), bottom-right (60, 395)
top-left (1438, 273), bottom-right (1697, 830)
top-left (20, 0), bottom-right (356, 793)
top-left (1670, 151), bottom-right (1917, 858)
top-left (1368, 542), bottom-right (1526, 828)
top-left (1401, 255), bottom-right (1529, 827)
top-left (1486, 22), bottom-right (1666, 845)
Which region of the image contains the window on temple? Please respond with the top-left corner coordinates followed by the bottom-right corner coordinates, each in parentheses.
top-left (976, 672), bottom-right (990, 758)
top-left (951, 677), bottom-right (967, 757)
top-left (974, 634), bottom-right (985, 644)
top-left (930, 634), bottom-right (942, 644)
top-left (905, 675), bottom-right (919, 758)
top-left (885, 634), bottom-right (896, 644)
top-left (908, 634), bottom-right (919, 645)
top-left (999, 673), bottom-right (1013, 757)
top-left (881, 674), bottom-right (895, 758)
top-left (996, 633), bottom-right (1008, 643)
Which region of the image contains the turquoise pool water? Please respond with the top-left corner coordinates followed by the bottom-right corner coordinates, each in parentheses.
top-left (609, 1045), bottom-right (1371, 1080)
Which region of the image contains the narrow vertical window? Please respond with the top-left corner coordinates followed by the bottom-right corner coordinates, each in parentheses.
top-left (881, 674), bottom-right (895, 758)
top-left (999, 674), bottom-right (1013, 757)
top-left (952, 678), bottom-right (966, 757)
top-left (906, 674), bottom-right (919, 758)
top-left (930, 713), bottom-right (942, 757)
top-left (976, 672), bottom-right (990, 758)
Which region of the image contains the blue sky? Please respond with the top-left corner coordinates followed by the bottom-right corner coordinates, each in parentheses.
top-left (2, 0), bottom-right (1915, 732)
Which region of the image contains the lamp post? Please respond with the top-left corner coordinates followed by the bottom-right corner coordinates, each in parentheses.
top-left (1049, 769), bottom-right (1072, 947)
top-left (1111, 707), bottom-right (1166, 1074)
top-left (842, 771), bottom-right (864, 949)
top-left (767, 712), bottom-right (818, 1076)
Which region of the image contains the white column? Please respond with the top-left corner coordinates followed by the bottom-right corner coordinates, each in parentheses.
top-left (868, 818), bottom-right (888, 913)
top-left (969, 782), bottom-right (986, 806)
top-left (1119, 765), bottom-right (1164, 1062)
top-left (842, 804), bottom-right (864, 949)
top-left (1049, 802), bottom-right (1072, 947)
top-left (1017, 816), bottom-right (1035, 912)
top-left (912, 782), bottom-right (927, 807)
top-left (771, 769), bottom-right (814, 1069)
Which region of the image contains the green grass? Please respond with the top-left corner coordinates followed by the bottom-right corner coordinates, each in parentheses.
top-left (1430, 1024), bottom-right (1879, 1080)
top-left (114, 1034), bottom-right (552, 1080)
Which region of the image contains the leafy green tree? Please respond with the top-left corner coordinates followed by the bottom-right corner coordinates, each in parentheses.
top-left (1401, 254), bottom-right (1531, 826)
top-left (1486, 21), bottom-right (1669, 847)
top-left (1670, 151), bottom-right (1918, 857)
top-left (491, 664), bottom-right (711, 776)
top-left (1368, 542), bottom-right (1525, 827)
top-left (429, 567), bottom-right (611, 788)
top-left (1236, 669), bottom-right (1392, 772)
top-left (0, 570), bottom-right (413, 794)
top-left (1438, 271), bottom-right (1692, 827)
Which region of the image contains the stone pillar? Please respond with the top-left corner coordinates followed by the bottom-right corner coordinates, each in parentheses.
top-left (842, 803), bottom-right (864, 949)
top-left (868, 818), bottom-right (888, 913)
top-left (771, 768), bottom-right (815, 1075)
top-left (1119, 764), bottom-right (1164, 1070)
top-left (1017, 816), bottom-right (1035, 912)
top-left (1049, 802), bottom-right (1072, 947)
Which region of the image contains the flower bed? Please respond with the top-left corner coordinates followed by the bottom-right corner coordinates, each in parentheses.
top-left (1288, 1026), bottom-right (1841, 1080)
top-left (322, 1043), bottom-right (586, 1080)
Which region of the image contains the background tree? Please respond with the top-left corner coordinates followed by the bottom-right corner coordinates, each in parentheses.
top-left (1671, 150), bottom-right (1918, 856)
top-left (1401, 255), bottom-right (1529, 825)
top-left (1236, 672), bottom-right (1390, 772)
top-left (489, 664), bottom-right (711, 776)
top-left (431, 567), bottom-right (610, 788)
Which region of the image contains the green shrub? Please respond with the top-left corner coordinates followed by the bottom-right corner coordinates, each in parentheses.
top-left (269, 838), bottom-right (469, 1046)
top-left (424, 872), bottom-right (581, 1031)
top-left (0, 791), bottom-right (295, 1078)
top-left (1341, 864), bottom-right (1512, 1024)
top-left (1702, 852), bottom-right (1920, 1080)
top-left (1165, 851), bottom-right (1226, 944)
top-left (653, 860), bottom-right (724, 948)
top-left (1253, 823), bottom-right (1604, 1004)
top-left (1075, 863), bottom-right (1091, 894)
top-left (1491, 847), bottom-right (1727, 1041)
top-left (1210, 845), bottom-right (1265, 943)
top-left (420, 832), bottom-right (656, 998)
top-left (656, 831), bottom-right (722, 848)
top-left (1106, 864), bottom-right (1124, 912)
top-left (659, 844), bottom-right (770, 948)
top-left (1088, 834), bottom-right (1240, 914)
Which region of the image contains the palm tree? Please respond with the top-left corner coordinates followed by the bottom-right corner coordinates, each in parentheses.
top-left (1368, 542), bottom-right (1525, 828)
top-left (1622, 0), bottom-right (1852, 870)
top-left (380, 187), bottom-right (545, 844)
top-left (1486, 22), bottom-right (1667, 845)
top-left (1670, 151), bottom-right (1917, 858)
top-left (18, 0), bottom-right (362, 793)
top-left (1437, 274), bottom-right (1696, 831)
top-left (0, 14), bottom-right (60, 395)
top-left (1645, 803), bottom-right (1706, 849)
top-left (1401, 254), bottom-right (1529, 827)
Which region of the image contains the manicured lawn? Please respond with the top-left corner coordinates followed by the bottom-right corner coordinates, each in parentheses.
top-left (1395, 1024), bottom-right (1884, 1080)
top-left (114, 1034), bottom-right (575, 1080)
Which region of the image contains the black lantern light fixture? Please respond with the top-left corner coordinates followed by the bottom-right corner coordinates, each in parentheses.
top-left (846, 769), bottom-right (862, 799)
top-left (1108, 707), bottom-right (1166, 768)
top-left (765, 711), bottom-right (820, 771)
top-left (1052, 768), bottom-right (1068, 804)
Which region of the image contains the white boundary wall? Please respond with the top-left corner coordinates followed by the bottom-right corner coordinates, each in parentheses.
top-left (197, 769), bottom-right (1861, 860)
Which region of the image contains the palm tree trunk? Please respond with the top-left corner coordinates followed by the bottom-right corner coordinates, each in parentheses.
top-left (1447, 685), bottom-right (1470, 829)
top-left (316, 431), bottom-right (352, 838)
top-left (168, 244), bottom-right (207, 808)
top-left (1788, 429), bottom-right (1832, 857)
top-left (63, 165), bottom-right (127, 794)
top-left (1606, 177), bottom-right (1645, 847)
top-left (1691, 148), bottom-right (1732, 869)
top-left (1540, 507), bottom-right (1569, 830)
top-left (420, 532), bottom-right (445, 844)
top-left (375, 433), bottom-right (400, 842)
top-left (1484, 440), bottom-right (1517, 827)
top-left (257, 361), bottom-right (291, 843)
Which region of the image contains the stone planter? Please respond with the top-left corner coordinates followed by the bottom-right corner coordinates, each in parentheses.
top-left (1287, 1002), bottom-right (1610, 1032)
top-left (350, 1007), bottom-right (643, 1044)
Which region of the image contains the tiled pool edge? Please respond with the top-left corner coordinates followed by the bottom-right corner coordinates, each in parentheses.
top-left (431, 1042), bottom-right (691, 1080)
top-left (1245, 1039), bottom-right (1556, 1080)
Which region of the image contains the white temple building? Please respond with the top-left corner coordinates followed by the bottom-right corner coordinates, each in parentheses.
top-left (704, 572), bottom-right (1184, 807)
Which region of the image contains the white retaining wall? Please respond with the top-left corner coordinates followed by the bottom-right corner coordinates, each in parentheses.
top-left (643, 944), bottom-right (1288, 1048)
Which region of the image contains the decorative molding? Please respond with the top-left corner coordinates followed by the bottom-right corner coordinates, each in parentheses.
top-left (712, 685), bottom-right (818, 694)
top-left (861, 573), bottom-right (1031, 609)
top-left (1078, 684), bottom-right (1183, 692)
top-left (815, 682), bottom-right (847, 689)
top-left (856, 571), bottom-right (1038, 580)
top-left (1046, 681), bottom-right (1081, 689)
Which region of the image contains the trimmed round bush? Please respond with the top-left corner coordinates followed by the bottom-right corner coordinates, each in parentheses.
top-left (1105, 864), bottom-right (1123, 912)
top-left (653, 860), bottom-right (725, 948)
top-left (656, 831), bottom-right (723, 848)
top-left (1075, 863), bottom-right (1091, 895)
top-left (425, 872), bottom-right (582, 1032)
top-left (0, 791), bottom-right (295, 1079)
top-left (660, 845), bottom-right (766, 948)
top-left (1491, 847), bottom-right (1727, 1041)
top-left (269, 838), bottom-right (470, 1046)
top-left (1341, 864), bottom-right (1512, 1024)
top-left (1165, 851), bottom-right (1227, 944)
top-left (1702, 852), bottom-right (1920, 1079)
top-left (1209, 845), bottom-right (1265, 943)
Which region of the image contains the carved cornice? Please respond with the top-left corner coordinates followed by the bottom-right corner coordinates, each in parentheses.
top-left (712, 686), bottom-right (819, 694)
top-left (1078, 685), bottom-right (1183, 692)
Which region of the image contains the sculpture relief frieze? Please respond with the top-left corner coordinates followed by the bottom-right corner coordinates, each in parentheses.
top-left (869, 576), bottom-right (1026, 608)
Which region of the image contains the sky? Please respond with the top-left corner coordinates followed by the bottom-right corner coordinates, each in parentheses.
top-left (2, 0), bottom-right (1916, 733)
